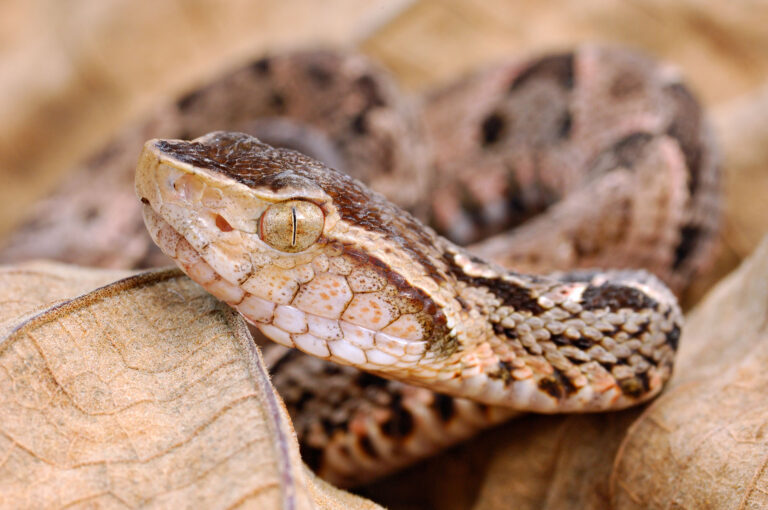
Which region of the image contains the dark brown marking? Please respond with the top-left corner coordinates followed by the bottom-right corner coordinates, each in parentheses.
top-left (321, 362), bottom-right (343, 377)
top-left (459, 186), bottom-right (486, 225)
top-left (547, 332), bottom-right (594, 355)
top-left (432, 394), bottom-right (456, 422)
top-left (581, 283), bottom-right (657, 311)
top-left (320, 418), bottom-right (336, 438)
top-left (614, 133), bottom-right (654, 168)
top-left (270, 92), bottom-right (286, 111)
top-left (342, 248), bottom-right (432, 305)
top-left (598, 360), bottom-right (617, 374)
top-left (299, 444), bottom-right (323, 471)
top-left (557, 112), bottom-right (572, 138)
top-left (464, 276), bottom-right (543, 314)
top-left (251, 57), bottom-right (270, 74)
top-left (488, 359), bottom-right (514, 382)
top-left (357, 434), bottom-right (379, 459)
top-left (351, 112), bottom-right (367, 134)
top-left (355, 74), bottom-right (386, 109)
top-left (381, 395), bottom-right (414, 438)
top-left (618, 372), bottom-right (649, 398)
top-left (306, 63), bottom-right (333, 86)
top-left (492, 323), bottom-right (515, 338)
top-left (587, 132), bottom-right (655, 178)
top-left (356, 372), bottom-right (390, 389)
top-left (443, 253), bottom-right (544, 314)
top-left (481, 112), bottom-right (505, 146)
top-left (497, 360), bottom-right (513, 382)
top-left (537, 368), bottom-right (577, 399)
top-left (176, 89), bottom-right (202, 111)
top-left (510, 53), bottom-right (574, 91)
top-left (83, 207), bottom-right (99, 222)
top-left (572, 337), bottom-right (594, 350)
top-left (500, 173), bottom-right (560, 233)
top-left (290, 391), bottom-right (315, 416)
top-left (538, 379), bottom-right (559, 398)
top-left (140, 197), bottom-right (150, 205)
top-left (666, 324), bottom-right (681, 351)
top-left (634, 320), bottom-right (650, 336)
top-left (673, 225), bottom-right (702, 270)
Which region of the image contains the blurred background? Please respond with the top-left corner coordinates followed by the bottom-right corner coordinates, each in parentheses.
top-left (2, 0), bottom-right (768, 300)
top-left (2, 1), bottom-right (768, 507)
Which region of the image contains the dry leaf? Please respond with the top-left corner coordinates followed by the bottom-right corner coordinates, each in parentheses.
top-left (610, 235), bottom-right (768, 509)
top-left (715, 84), bottom-right (768, 260)
top-left (0, 261), bottom-right (131, 336)
top-left (0, 265), bottom-right (381, 509)
top-left (470, 411), bottom-right (638, 510)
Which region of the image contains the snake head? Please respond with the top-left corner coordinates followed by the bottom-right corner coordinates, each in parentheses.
top-left (136, 130), bottom-right (340, 265)
top-left (136, 131), bottom-right (455, 381)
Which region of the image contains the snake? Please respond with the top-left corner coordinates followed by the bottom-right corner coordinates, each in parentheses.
top-left (7, 46), bottom-right (720, 486)
top-left (136, 129), bottom-right (687, 483)
top-left (138, 126), bottom-right (686, 405)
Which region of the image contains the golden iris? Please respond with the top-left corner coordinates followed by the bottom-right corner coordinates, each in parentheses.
top-left (259, 200), bottom-right (324, 252)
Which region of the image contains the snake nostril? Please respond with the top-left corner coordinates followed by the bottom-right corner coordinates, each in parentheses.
top-left (215, 214), bottom-right (233, 232)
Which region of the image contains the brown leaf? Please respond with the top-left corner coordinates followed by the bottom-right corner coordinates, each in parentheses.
top-left (611, 235), bottom-right (768, 509)
top-left (0, 265), bottom-right (380, 509)
top-left (0, 261), bottom-right (132, 335)
top-left (714, 84), bottom-right (768, 261)
top-left (361, 408), bottom-right (636, 510)
top-left (471, 411), bottom-right (638, 510)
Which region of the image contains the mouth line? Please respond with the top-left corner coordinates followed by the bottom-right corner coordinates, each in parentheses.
top-left (141, 203), bottom-right (435, 375)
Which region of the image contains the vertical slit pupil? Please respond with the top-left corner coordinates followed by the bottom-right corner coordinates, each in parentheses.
top-left (291, 207), bottom-right (297, 246)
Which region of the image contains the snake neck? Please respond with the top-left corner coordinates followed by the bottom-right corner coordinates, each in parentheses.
top-left (421, 245), bottom-right (682, 409)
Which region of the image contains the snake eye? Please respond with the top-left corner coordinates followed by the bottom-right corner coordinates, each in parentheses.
top-left (259, 200), bottom-right (324, 252)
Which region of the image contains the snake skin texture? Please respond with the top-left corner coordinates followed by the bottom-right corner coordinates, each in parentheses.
top-left (3, 46), bottom-right (719, 486)
top-left (424, 47), bottom-right (719, 296)
top-left (137, 130), bottom-right (685, 482)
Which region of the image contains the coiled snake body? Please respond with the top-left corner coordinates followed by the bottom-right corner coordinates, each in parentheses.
top-left (132, 47), bottom-right (719, 486)
top-left (9, 45), bottom-right (721, 486)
